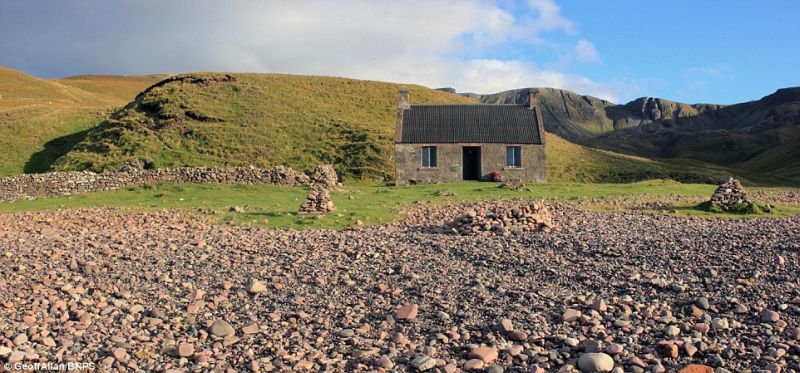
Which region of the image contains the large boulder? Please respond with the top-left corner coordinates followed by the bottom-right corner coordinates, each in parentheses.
top-left (577, 352), bottom-right (614, 372)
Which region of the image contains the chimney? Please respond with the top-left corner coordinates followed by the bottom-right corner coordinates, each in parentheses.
top-left (528, 88), bottom-right (545, 145)
top-left (528, 88), bottom-right (537, 109)
top-left (398, 87), bottom-right (410, 109)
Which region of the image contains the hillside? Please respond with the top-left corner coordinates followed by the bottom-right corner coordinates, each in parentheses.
top-left (56, 74), bottom-right (168, 102)
top-left (478, 87), bottom-right (800, 183)
top-left (0, 67), bottom-right (162, 176)
top-left (48, 72), bottom-right (741, 183)
top-left (52, 73), bottom-right (476, 179)
top-left (592, 88), bottom-right (800, 181)
top-left (543, 134), bottom-right (732, 183)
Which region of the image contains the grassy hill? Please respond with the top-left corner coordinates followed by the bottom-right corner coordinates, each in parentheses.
top-left (544, 134), bottom-right (733, 183)
top-left (0, 67), bottom-right (162, 175)
top-left (48, 72), bottom-right (739, 183)
top-left (52, 73), bottom-right (477, 179)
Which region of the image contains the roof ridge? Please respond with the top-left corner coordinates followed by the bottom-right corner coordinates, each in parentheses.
top-left (409, 103), bottom-right (525, 106)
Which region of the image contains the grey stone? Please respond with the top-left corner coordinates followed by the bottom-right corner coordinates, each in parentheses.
top-left (209, 320), bottom-right (235, 337)
top-left (410, 355), bottom-right (436, 371)
top-left (577, 352), bottom-right (614, 372)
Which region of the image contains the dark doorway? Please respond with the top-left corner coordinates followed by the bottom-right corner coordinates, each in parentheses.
top-left (462, 146), bottom-right (481, 180)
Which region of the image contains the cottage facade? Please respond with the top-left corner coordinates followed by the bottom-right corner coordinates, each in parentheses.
top-left (394, 88), bottom-right (546, 185)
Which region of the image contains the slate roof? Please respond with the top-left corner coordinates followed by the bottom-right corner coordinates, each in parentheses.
top-left (398, 104), bottom-right (542, 144)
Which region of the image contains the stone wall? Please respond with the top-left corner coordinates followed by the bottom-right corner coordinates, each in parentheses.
top-left (0, 166), bottom-right (334, 202)
top-left (395, 143), bottom-right (545, 185)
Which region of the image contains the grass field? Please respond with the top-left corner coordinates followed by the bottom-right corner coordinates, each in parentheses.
top-left (0, 68), bottom-right (163, 176)
top-left (2, 180), bottom-right (797, 230)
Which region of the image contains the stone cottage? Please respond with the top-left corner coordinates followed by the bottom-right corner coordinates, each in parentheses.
top-left (395, 88), bottom-right (546, 185)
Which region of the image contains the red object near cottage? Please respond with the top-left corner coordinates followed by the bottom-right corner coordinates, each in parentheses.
top-left (489, 170), bottom-right (504, 182)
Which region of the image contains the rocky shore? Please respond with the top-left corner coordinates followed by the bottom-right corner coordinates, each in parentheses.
top-left (0, 203), bottom-right (798, 372)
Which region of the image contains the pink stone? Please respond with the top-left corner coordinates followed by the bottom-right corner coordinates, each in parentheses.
top-left (562, 308), bottom-right (582, 322)
top-left (177, 343), bottom-right (194, 357)
top-left (241, 323), bottom-right (260, 335)
top-left (464, 359), bottom-right (485, 371)
top-left (468, 346), bottom-right (498, 363)
top-left (606, 343), bottom-right (624, 355)
top-left (694, 323), bottom-right (710, 333)
top-left (762, 310), bottom-right (780, 323)
top-left (395, 304), bottom-right (419, 320)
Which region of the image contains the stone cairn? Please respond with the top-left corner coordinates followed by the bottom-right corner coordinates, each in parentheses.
top-left (299, 184), bottom-right (335, 214)
top-left (309, 164), bottom-right (339, 188)
top-left (445, 201), bottom-right (554, 236)
top-left (710, 177), bottom-right (749, 211)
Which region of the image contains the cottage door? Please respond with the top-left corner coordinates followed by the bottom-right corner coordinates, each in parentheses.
top-left (462, 147), bottom-right (481, 180)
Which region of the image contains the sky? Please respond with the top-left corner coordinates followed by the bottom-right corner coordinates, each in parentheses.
top-left (1, 0), bottom-right (798, 104)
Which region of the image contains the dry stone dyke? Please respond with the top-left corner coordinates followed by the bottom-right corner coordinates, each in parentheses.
top-left (0, 166), bottom-right (316, 202)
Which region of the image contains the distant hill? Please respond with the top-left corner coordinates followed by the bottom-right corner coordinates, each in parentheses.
top-left (592, 88), bottom-right (800, 181)
top-left (477, 87), bottom-right (800, 183)
top-left (0, 67), bottom-right (163, 175)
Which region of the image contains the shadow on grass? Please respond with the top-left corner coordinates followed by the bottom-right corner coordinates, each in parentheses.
top-left (665, 203), bottom-right (793, 219)
top-left (23, 128), bottom-right (91, 173)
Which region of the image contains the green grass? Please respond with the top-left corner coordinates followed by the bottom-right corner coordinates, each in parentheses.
top-left (0, 67), bottom-right (163, 176)
top-left (3, 180), bottom-right (795, 230)
top-left (694, 200), bottom-right (775, 215)
top-left (544, 134), bottom-right (737, 183)
top-left (668, 203), bottom-right (800, 219)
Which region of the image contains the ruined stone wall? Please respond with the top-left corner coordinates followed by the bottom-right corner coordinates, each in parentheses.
top-left (0, 166), bottom-right (330, 202)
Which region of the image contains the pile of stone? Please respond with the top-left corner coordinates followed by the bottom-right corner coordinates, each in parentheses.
top-left (710, 177), bottom-right (749, 211)
top-left (309, 164), bottom-right (339, 187)
top-left (445, 201), bottom-right (554, 236)
top-left (299, 184), bottom-right (335, 214)
top-left (116, 159), bottom-right (146, 174)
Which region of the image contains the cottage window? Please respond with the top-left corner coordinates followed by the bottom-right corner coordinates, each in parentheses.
top-left (506, 146), bottom-right (522, 167)
top-left (421, 146), bottom-right (437, 168)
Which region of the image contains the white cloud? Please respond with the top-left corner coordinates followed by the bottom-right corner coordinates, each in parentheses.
top-left (1, 0), bottom-right (625, 100)
top-left (574, 39), bottom-right (600, 62)
top-left (526, 0), bottom-right (575, 35)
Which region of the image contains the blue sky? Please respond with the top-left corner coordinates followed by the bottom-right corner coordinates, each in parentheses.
top-left (1, 0), bottom-right (798, 104)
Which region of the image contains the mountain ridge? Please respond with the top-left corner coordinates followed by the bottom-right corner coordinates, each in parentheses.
top-left (473, 86), bottom-right (800, 182)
